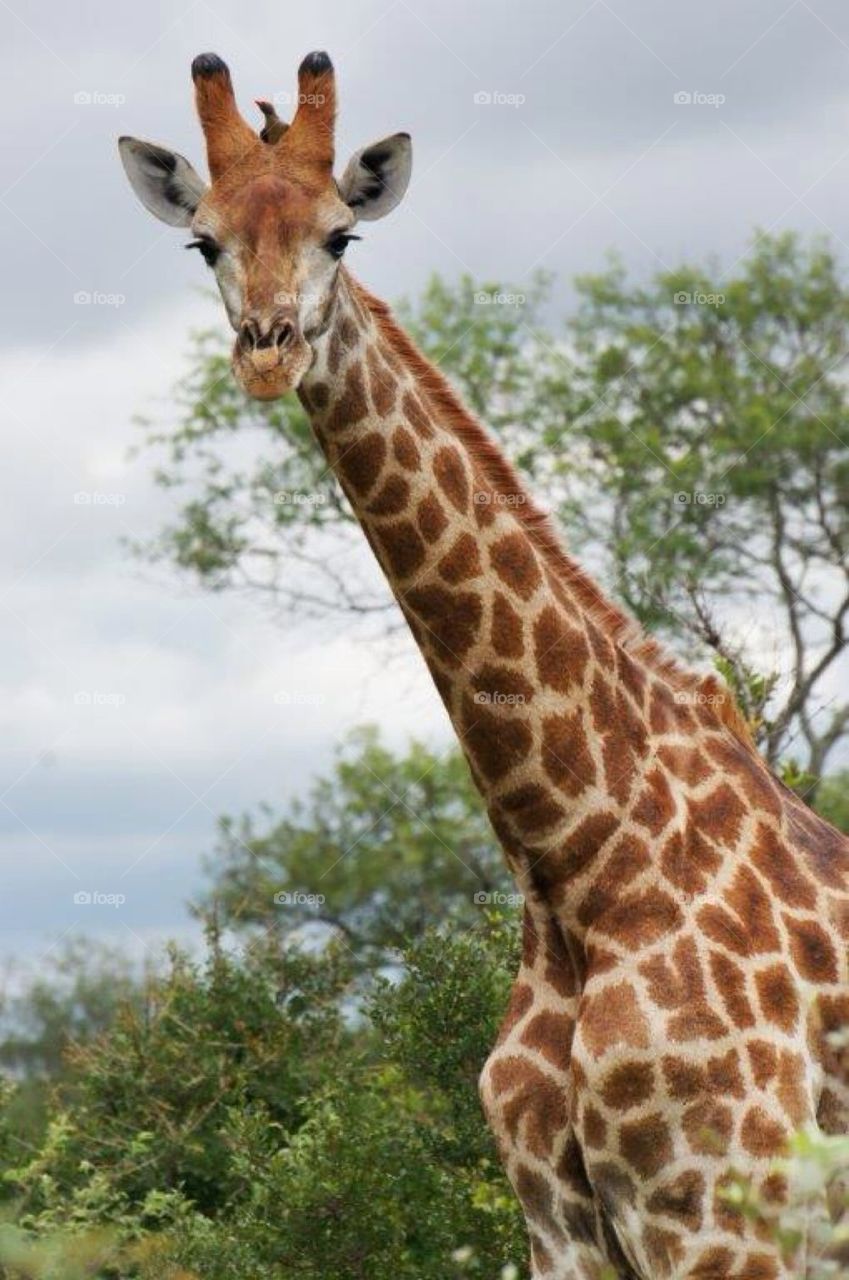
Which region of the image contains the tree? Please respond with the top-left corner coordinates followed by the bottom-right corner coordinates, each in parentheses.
top-left (2, 920), bottom-right (525, 1280)
top-left (0, 940), bottom-right (140, 1082)
top-left (0, 941), bottom-right (143, 1155)
top-left (563, 232), bottom-right (849, 796)
top-left (197, 726), bottom-right (511, 966)
top-left (139, 234), bottom-right (849, 802)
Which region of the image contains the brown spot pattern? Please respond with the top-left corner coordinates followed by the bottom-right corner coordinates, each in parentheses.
top-left (580, 980), bottom-right (651, 1058)
top-left (367, 474), bottom-right (409, 516)
top-left (490, 531), bottom-right (542, 601)
top-left (532, 606), bottom-right (590, 693)
top-left (433, 445), bottom-right (470, 513)
top-left (415, 493), bottom-right (448, 544)
top-left (438, 532), bottom-right (481, 583)
top-left (461, 695), bottom-right (532, 783)
top-left (619, 1112), bottom-right (672, 1177)
top-left (492, 592), bottom-right (524, 658)
top-left (601, 1061), bottom-right (654, 1111)
top-left (325, 361), bottom-right (368, 432)
top-left (335, 431), bottom-right (385, 495)
top-left (754, 964), bottom-right (799, 1033)
top-left (373, 520), bottom-right (426, 579)
top-left (402, 390), bottom-right (433, 438)
top-left (392, 426), bottom-right (420, 471)
top-left (785, 914), bottom-right (839, 983)
top-left (741, 1106), bottom-right (788, 1157)
top-left (405, 586), bottom-right (481, 665)
top-left (541, 710), bottom-right (597, 797)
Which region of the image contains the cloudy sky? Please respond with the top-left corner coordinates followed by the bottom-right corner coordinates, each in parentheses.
top-left (2, 0), bottom-right (849, 973)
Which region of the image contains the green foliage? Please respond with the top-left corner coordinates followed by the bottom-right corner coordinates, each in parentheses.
top-left (1, 917), bottom-right (524, 1280)
top-left (723, 1125), bottom-right (849, 1277)
top-left (0, 942), bottom-right (142, 1157)
top-left (398, 271), bottom-right (563, 476)
top-left (6, 929), bottom-right (353, 1226)
top-left (562, 233), bottom-right (849, 778)
top-left (0, 941), bottom-right (140, 1082)
top-left (814, 771), bottom-right (849, 834)
top-left (200, 725), bottom-right (509, 961)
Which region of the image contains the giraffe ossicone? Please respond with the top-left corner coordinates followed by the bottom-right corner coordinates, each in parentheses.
top-left (119, 50), bottom-right (849, 1280)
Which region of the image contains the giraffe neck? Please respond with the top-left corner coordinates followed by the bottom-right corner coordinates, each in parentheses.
top-left (298, 272), bottom-right (738, 930)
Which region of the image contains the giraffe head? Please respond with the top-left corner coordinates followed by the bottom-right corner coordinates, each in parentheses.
top-left (119, 52), bottom-right (412, 399)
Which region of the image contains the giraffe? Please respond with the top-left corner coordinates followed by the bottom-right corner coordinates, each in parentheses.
top-left (118, 50), bottom-right (849, 1279)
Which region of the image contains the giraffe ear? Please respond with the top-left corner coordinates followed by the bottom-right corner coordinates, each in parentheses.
top-left (118, 136), bottom-right (208, 227)
top-left (338, 133), bottom-right (412, 222)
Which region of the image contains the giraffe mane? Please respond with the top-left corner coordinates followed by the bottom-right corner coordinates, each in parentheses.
top-left (352, 277), bottom-right (753, 749)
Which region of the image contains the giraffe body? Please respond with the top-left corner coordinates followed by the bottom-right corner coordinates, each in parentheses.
top-left (300, 278), bottom-right (849, 1279)
top-left (119, 51), bottom-right (849, 1278)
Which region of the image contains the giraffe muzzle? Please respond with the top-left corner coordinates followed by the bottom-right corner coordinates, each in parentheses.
top-left (232, 309), bottom-right (313, 400)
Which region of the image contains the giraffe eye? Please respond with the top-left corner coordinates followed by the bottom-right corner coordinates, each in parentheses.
top-left (185, 237), bottom-right (220, 267)
top-left (325, 231), bottom-right (361, 260)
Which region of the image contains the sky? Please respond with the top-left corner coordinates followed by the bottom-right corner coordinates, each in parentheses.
top-left (2, 0), bottom-right (849, 975)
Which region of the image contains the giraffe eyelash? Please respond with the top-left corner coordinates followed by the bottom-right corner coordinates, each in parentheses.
top-left (325, 232), bottom-right (362, 260)
top-left (185, 237), bottom-right (220, 267)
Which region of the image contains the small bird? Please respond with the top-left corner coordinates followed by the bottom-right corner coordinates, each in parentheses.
top-left (256, 99), bottom-right (288, 144)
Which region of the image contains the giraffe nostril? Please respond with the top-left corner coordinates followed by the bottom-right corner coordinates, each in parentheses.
top-left (276, 321), bottom-right (295, 350)
top-left (239, 319), bottom-right (260, 350)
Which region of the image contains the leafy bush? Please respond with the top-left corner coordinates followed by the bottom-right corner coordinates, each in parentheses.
top-left (1, 917), bottom-right (525, 1279)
